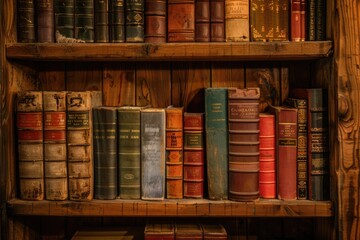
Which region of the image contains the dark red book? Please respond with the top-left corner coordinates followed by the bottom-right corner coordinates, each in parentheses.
top-left (291, 0), bottom-right (301, 41)
top-left (300, 0), bottom-right (306, 41)
top-left (168, 0), bottom-right (195, 42)
top-left (195, 0), bottom-right (210, 42)
top-left (145, 0), bottom-right (167, 43)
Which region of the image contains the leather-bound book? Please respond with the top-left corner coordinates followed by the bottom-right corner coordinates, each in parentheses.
top-left (175, 223), bottom-right (203, 240)
top-left (225, 0), bottom-right (249, 42)
top-left (55, 0), bottom-right (75, 39)
top-left (66, 91), bottom-right (102, 201)
top-left (75, 0), bottom-right (94, 42)
top-left (291, 88), bottom-right (329, 200)
top-left (43, 91), bottom-right (68, 201)
top-left (165, 107), bottom-right (184, 199)
top-left (141, 108), bottom-right (166, 200)
top-left (183, 112), bottom-right (204, 199)
top-left (315, 0), bottom-right (326, 40)
top-left (145, 0), bottom-right (167, 43)
top-left (118, 106), bottom-right (144, 199)
top-left (201, 224), bottom-right (228, 240)
top-left (300, 0), bottom-right (306, 41)
top-left (205, 88), bottom-right (228, 200)
top-left (109, 0), bottom-right (125, 42)
top-left (259, 113), bottom-right (276, 199)
top-left (274, 0), bottom-right (289, 41)
top-left (250, 0), bottom-right (266, 41)
top-left (290, 0), bottom-right (301, 41)
top-left (17, 0), bottom-right (36, 42)
top-left (210, 0), bottom-right (225, 41)
top-left (144, 222), bottom-right (175, 240)
top-left (195, 0), bottom-right (210, 42)
top-left (36, 0), bottom-right (55, 42)
top-left (93, 107), bottom-right (118, 200)
top-left (228, 88), bottom-right (260, 201)
top-left (307, 0), bottom-right (315, 40)
top-left (125, 0), bottom-right (145, 42)
top-left (16, 91), bottom-right (44, 200)
top-left (94, 0), bottom-right (109, 42)
top-left (168, 0), bottom-right (195, 42)
top-left (269, 105), bottom-right (298, 200)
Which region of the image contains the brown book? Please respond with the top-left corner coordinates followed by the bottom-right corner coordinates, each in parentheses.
top-left (43, 91), bottom-right (68, 201)
top-left (183, 112), bottom-right (204, 198)
top-left (16, 91), bottom-right (44, 201)
top-left (195, 0), bottom-right (210, 42)
top-left (201, 224), bottom-right (227, 240)
top-left (250, 0), bottom-right (266, 41)
top-left (36, 0), bottom-right (55, 42)
top-left (168, 0), bottom-right (195, 42)
top-left (145, 0), bottom-right (167, 43)
top-left (228, 88), bottom-right (260, 201)
top-left (300, 0), bottom-right (306, 41)
top-left (291, 0), bottom-right (301, 41)
top-left (210, 0), bottom-right (225, 42)
top-left (225, 0), bottom-right (249, 42)
top-left (144, 222), bottom-right (175, 240)
top-left (166, 107), bottom-right (184, 199)
top-left (17, 0), bottom-right (36, 43)
top-left (175, 223), bottom-right (203, 240)
top-left (274, 0), bottom-right (289, 41)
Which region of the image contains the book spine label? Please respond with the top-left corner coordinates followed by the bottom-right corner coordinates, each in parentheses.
top-left (17, 0), bottom-right (36, 42)
top-left (145, 0), bottom-right (167, 43)
top-left (225, 0), bottom-right (249, 41)
top-left (37, 0), bottom-right (55, 42)
top-left (109, 0), bottom-right (125, 42)
top-left (168, 0), bottom-right (195, 42)
top-left (195, 0), bottom-right (210, 42)
top-left (291, 0), bottom-right (301, 41)
top-left (210, 0), bottom-right (225, 41)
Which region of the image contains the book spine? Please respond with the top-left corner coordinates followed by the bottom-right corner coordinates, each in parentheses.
top-left (55, 0), bottom-right (75, 39)
top-left (210, 0), bottom-right (225, 41)
top-left (141, 109), bottom-right (166, 200)
top-left (94, 0), bottom-right (109, 42)
top-left (36, 0), bottom-right (55, 42)
top-left (307, 0), bottom-right (315, 40)
top-left (145, 0), bottom-right (167, 43)
top-left (17, 0), bottom-right (36, 42)
top-left (290, 0), bottom-right (301, 41)
top-left (118, 107), bottom-right (142, 199)
top-left (315, 0), bottom-right (326, 40)
top-left (126, 0), bottom-right (145, 42)
top-left (259, 113), bottom-right (276, 199)
top-left (228, 88), bottom-right (260, 201)
top-left (250, 0), bottom-right (266, 42)
top-left (195, 0), bottom-right (210, 42)
top-left (225, 0), bottom-right (249, 42)
top-left (300, 0), bottom-right (306, 41)
top-left (274, 0), bottom-right (289, 41)
top-left (109, 0), bottom-right (125, 42)
top-left (205, 88), bottom-right (228, 200)
top-left (93, 107), bottom-right (118, 199)
top-left (43, 91), bottom-right (68, 201)
top-left (16, 91), bottom-right (44, 200)
top-left (183, 113), bottom-right (204, 198)
top-left (75, 0), bottom-right (94, 42)
top-left (168, 0), bottom-right (195, 42)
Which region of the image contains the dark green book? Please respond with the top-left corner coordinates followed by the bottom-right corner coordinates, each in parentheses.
top-left (109, 0), bottom-right (125, 42)
top-left (17, 0), bottom-right (36, 42)
top-left (93, 107), bottom-right (118, 200)
top-left (75, 0), bottom-right (94, 42)
top-left (315, 0), bottom-right (326, 40)
top-left (125, 0), bottom-right (144, 42)
top-left (55, 0), bottom-right (75, 38)
top-left (94, 0), bottom-right (109, 42)
top-left (307, 0), bottom-right (315, 40)
top-left (205, 88), bottom-right (228, 200)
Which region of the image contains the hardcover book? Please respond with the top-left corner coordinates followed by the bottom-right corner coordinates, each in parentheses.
top-left (145, 0), bottom-right (167, 43)
top-left (228, 87), bottom-right (260, 201)
top-left (225, 0), bottom-right (249, 42)
top-left (183, 112), bottom-right (205, 198)
top-left (168, 0), bottom-right (195, 42)
top-left (36, 0), bottom-right (55, 42)
top-left (275, 0), bottom-right (289, 41)
top-left (175, 223), bottom-right (203, 240)
top-left (300, 0), bottom-right (306, 41)
top-left (195, 0), bottom-right (210, 42)
top-left (55, 0), bottom-right (75, 39)
top-left (210, 0), bottom-right (225, 41)
top-left (125, 0), bottom-right (145, 42)
top-left (141, 108), bottom-right (166, 200)
top-left (94, 0), bottom-right (109, 42)
top-left (269, 105), bottom-right (298, 200)
top-left (74, 0), bottom-right (94, 42)
top-left (315, 0), bottom-right (326, 40)
top-left (109, 0), bottom-right (125, 42)
top-left (205, 88), bottom-right (228, 200)
top-left (165, 107), bottom-right (184, 199)
top-left (307, 0), bottom-right (315, 40)
top-left (43, 91), bottom-right (68, 201)
top-left (17, 0), bottom-right (36, 42)
top-left (16, 91), bottom-right (44, 200)
top-left (201, 224), bottom-right (228, 240)
top-left (291, 0), bottom-right (301, 41)
top-left (93, 107), bottom-right (118, 200)
top-left (144, 222), bottom-right (175, 240)
top-left (291, 88), bottom-right (329, 200)
top-left (118, 106), bottom-right (144, 199)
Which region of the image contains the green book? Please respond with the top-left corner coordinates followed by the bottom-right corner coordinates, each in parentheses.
top-left (75, 0), bottom-right (94, 42)
top-left (55, 0), bottom-right (75, 38)
top-left (205, 88), bottom-right (228, 200)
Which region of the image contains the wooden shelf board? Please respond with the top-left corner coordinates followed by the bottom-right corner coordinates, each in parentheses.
top-left (6, 41), bottom-right (333, 62)
top-left (7, 199), bottom-right (333, 217)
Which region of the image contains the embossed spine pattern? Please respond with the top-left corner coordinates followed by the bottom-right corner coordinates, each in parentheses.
top-left (145, 0), bottom-right (167, 43)
top-left (195, 0), bottom-right (210, 41)
top-left (126, 0), bottom-right (145, 42)
top-left (225, 0), bottom-right (249, 41)
top-left (17, 0), bottom-right (36, 42)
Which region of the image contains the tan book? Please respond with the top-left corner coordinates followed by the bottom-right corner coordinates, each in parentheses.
top-left (225, 0), bottom-right (249, 41)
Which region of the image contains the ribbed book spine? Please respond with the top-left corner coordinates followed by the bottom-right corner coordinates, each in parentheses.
top-left (228, 88), bottom-right (260, 201)
top-left (250, 0), bottom-right (267, 42)
top-left (16, 91), bottom-right (44, 200)
top-left (126, 0), bottom-right (145, 42)
top-left (144, 222), bottom-right (175, 239)
top-left (168, 0), bottom-right (195, 42)
top-left (75, 0), bottom-right (94, 42)
top-left (43, 91), bottom-right (68, 201)
top-left (109, 0), bottom-right (125, 42)
top-left (145, 0), bottom-right (167, 43)
top-left (17, 0), bottom-right (36, 42)
top-left (291, 0), bottom-right (301, 41)
top-left (55, 0), bottom-right (75, 38)
top-left (225, 0), bottom-right (249, 42)
top-left (210, 0), bottom-right (225, 41)
top-left (36, 0), bottom-right (55, 42)
top-left (93, 107), bottom-right (118, 199)
top-left (195, 0), bottom-right (210, 42)
top-left (94, 0), bottom-right (109, 42)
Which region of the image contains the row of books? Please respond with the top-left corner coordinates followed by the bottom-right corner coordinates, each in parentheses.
top-left (17, 0), bottom-right (326, 43)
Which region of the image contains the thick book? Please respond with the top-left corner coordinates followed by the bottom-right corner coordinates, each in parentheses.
top-left (183, 112), bottom-right (204, 198)
top-left (195, 0), bottom-right (210, 42)
top-left (43, 91), bottom-right (68, 201)
top-left (36, 0), bottom-right (55, 42)
top-left (141, 108), bottom-right (166, 200)
top-left (16, 91), bottom-right (44, 200)
top-left (225, 0), bottom-right (249, 42)
top-left (228, 87), bottom-right (260, 201)
top-left (291, 88), bottom-right (329, 200)
top-left (94, 0), bottom-right (109, 42)
top-left (175, 223), bottom-right (203, 240)
top-left (165, 107), bottom-right (184, 199)
top-left (201, 224), bottom-right (227, 240)
top-left (291, 0), bottom-right (301, 41)
top-left (74, 0), bottom-right (94, 42)
top-left (259, 113), bottom-right (276, 199)
top-left (168, 0), bottom-right (195, 42)
top-left (269, 105), bottom-right (298, 200)
top-left (55, 0), bottom-right (75, 39)
top-left (17, 0), bottom-right (36, 42)
top-left (205, 88), bottom-right (228, 200)
top-left (93, 107), bottom-right (118, 200)
top-left (285, 98), bottom-right (308, 200)
top-left (125, 0), bottom-right (145, 42)
top-left (109, 0), bottom-right (125, 42)
top-left (144, 222), bottom-right (175, 240)
top-left (210, 0), bottom-right (225, 41)
top-left (145, 0), bottom-right (167, 43)
top-left (66, 91), bottom-right (102, 201)
top-left (118, 106), bottom-right (144, 199)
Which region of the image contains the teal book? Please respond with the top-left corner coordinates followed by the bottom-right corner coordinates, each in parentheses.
top-left (205, 88), bottom-right (228, 200)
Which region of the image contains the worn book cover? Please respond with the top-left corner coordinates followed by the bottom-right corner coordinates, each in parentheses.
top-left (168, 0), bottom-right (195, 42)
top-left (145, 0), bottom-right (167, 43)
top-left (201, 224), bottom-right (228, 240)
top-left (74, 0), bottom-right (94, 42)
top-left (109, 0), bottom-right (125, 42)
top-left (195, 0), bottom-right (210, 41)
top-left (175, 223), bottom-right (203, 240)
top-left (144, 222), bottom-right (175, 240)
top-left (210, 0), bottom-right (225, 41)
top-left (94, 0), bottom-right (109, 42)
top-left (125, 0), bottom-right (145, 42)
top-left (225, 0), bottom-right (249, 41)
top-left (55, 0), bottom-right (75, 39)
top-left (36, 0), bottom-right (55, 42)
top-left (17, 0), bottom-right (36, 42)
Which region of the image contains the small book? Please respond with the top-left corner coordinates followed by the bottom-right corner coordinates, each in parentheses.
top-left (125, 0), bottom-right (145, 42)
top-left (109, 0), bottom-right (125, 42)
top-left (17, 0), bottom-right (36, 42)
top-left (168, 0), bottom-right (195, 42)
top-left (145, 0), bottom-right (167, 43)
top-left (36, 0), bottom-right (55, 42)
top-left (225, 0), bottom-right (249, 42)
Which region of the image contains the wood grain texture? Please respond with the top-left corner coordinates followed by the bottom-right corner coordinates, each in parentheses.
top-left (211, 62), bottom-right (245, 88)
top-left (66, 63), bottom-right (102, 91)
top-left (38, 62), bottom-right (66, 91)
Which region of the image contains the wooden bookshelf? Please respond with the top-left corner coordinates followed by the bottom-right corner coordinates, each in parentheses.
top-left (6, 41), bottom-right (333, 61)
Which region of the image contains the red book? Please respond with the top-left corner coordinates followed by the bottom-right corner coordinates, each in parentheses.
top-left (300, 0), bottom-right (306, 41)
top-left (259, 113), bottom-right (276, 199)
top-left (291, 0), bottom-right (301, 41)
top-left (195, 0), bottom-right (210, 41)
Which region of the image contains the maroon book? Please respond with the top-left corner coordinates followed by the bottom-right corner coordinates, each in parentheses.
top-left (210, 0), bottom-right (224, 41)
top-left (145, 0), bottom-right (167, 43)
top-left (36, 0), bottom-right (55, 42)
top-left (291, 0), bottom-right (301, 41)
top-left (195, 0), bottom-right (210, 41)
